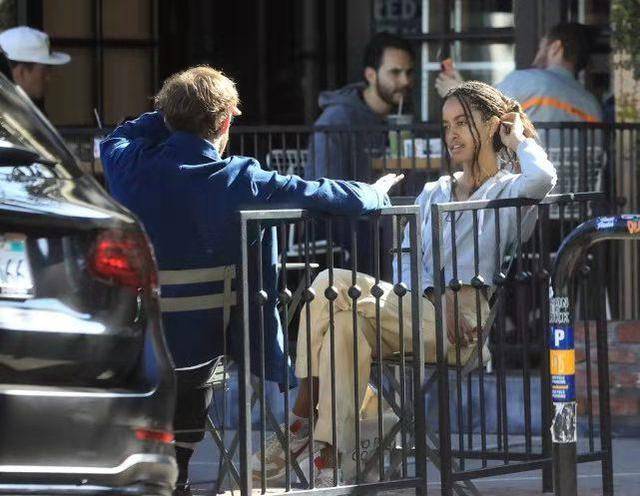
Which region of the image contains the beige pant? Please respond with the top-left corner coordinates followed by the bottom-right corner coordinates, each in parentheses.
top-left (295, 268), bottom-right (488, 448)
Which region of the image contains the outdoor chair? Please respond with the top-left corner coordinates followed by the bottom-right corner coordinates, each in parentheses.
top-left (161, 257), bottom-right (321, 492)
top-left (172, 356), bottom-right (240, 491)
top-left (265, 149), bottom-right (308, 178)
top-left (158, 265), bottom-right (240, 492)
top-left (365, 249), bottom-right (516, 496)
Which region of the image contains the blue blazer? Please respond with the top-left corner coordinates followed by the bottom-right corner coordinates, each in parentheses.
top-left (100, 112), bottom-right (388, 386)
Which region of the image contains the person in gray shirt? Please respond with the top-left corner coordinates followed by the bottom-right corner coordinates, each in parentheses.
top-left (255, 81), bottom-right (557, 486)
top-left (436, 23), bottom-right (602, 125)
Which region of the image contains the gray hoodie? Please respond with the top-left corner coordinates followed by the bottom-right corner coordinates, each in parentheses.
top-left (307, 83), bottom-right (385, 181)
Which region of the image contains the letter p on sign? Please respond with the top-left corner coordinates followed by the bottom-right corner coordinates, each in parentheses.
top-left (554, 328), bottom-right (566, 348)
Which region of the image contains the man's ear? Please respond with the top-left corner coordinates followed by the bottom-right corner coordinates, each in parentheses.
top-left (11, 64), bottom-right (23, 83)
top-left (219, 114), bottom-right (232, 135)
top-left (364, 66), bottom-right (377, 87)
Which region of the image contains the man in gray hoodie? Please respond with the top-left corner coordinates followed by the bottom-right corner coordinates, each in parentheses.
top-left (307, 32), bottom-right (414, 182)
top-left (306, 33), bottom-right (414, 274)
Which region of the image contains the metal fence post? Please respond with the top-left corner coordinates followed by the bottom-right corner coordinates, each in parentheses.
top-left (431, 203), bottom-right (453, 496)
top-left (596, 282), bottom-right (614, 496)
top-left (538, 205), bottom-right (554, 493)
top-left (238, 214), bottom-right (253, 496)
top-left (409, 213), bottom-right (427, 495)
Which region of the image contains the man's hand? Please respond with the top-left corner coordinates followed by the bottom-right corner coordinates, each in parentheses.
top-left (499, 112), bottom-right (527, 153)
top-left (372, 173), bottom-right (404, 196)
top-left (435, 69), bottom-right (463, 98)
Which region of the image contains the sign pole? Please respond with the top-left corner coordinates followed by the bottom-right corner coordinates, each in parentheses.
top-left (549, 290), bottom-right (577, 496)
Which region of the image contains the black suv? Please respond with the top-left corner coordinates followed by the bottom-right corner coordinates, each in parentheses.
top-left (0, 75), bottom-right (176, 494)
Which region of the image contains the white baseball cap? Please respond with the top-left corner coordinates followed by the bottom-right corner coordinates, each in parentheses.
top-left (0, 26), bottom-right (70, 65)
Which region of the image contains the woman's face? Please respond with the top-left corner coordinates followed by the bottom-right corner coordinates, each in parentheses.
top-left (442, 97), bottom-right (495, 166)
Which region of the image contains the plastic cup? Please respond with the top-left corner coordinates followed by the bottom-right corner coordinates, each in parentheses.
top-left (387, 114), bottom-right (413, 158)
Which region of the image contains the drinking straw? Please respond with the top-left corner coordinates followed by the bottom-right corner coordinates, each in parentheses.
top-left (93, 108), bottom-right (103, 129)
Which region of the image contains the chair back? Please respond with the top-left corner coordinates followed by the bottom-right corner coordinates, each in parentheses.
top-left (159, 265), bottom-right (236, 330)
top-left (265, 149), bottom-right (308, 177)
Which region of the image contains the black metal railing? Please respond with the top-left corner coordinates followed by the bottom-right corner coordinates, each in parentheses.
top-left (429, 192), bottom-right (613, 496)
top-left (207, 192), bottom-right (617, 495)
top-left (235, 204), bottom-right (426, 494)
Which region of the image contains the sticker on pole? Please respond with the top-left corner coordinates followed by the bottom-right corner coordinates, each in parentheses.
top-left (549, 325), bottom-right (575, 402)
top-left (551, 401), bottom-right (577, 443)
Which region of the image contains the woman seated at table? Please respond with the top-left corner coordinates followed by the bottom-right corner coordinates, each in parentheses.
top-left (255, 81), bottom-right (557, 485)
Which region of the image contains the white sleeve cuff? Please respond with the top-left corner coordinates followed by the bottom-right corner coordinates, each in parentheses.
top-left (516, 137), bottom-right (539, 155)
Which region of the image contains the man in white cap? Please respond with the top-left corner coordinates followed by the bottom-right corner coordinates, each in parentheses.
top-left (0, 26), bottom-right (70, 108)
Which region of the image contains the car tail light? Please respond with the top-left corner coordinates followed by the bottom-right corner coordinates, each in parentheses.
top-left (89, 229), bottom-right (158, 289)
top-left (135, 428), bottom-right (174, 444)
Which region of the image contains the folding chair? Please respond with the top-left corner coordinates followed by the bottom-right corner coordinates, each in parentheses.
top-left (158, 265), bottom-right (240, 492)
top-left (365, 252), bottom-right (515, 496)
top-left (265, 149), bottom-right (308, 177)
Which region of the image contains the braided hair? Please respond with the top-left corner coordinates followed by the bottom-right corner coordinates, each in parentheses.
top-left (442, 80), bottom-right (538, 191)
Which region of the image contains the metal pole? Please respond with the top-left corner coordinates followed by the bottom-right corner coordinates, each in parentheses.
top-left (301, 0), bottom-right (320, 124)
top-left (549, 250), bottom-right (578, 496)
top-left (549, 303), bottom-right (577, 496)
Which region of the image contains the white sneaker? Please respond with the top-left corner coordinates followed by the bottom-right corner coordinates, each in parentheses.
top-left (251, 418), bottom-right (310, 482)
top-left (312, 455), bottom-right (342, 488)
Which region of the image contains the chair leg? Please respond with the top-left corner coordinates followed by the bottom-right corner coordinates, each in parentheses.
top-left (360, 365), bottom-right (411, 480)
top-left (208, 415), bottom-right (241, 492)
top-left (209, 384), bottom-right (261, 492)
top-left (215, 375), bottom-right (312, 490)
top-left (248, 376), bottom-right (310, 487)
top-left (424, 428), bottom-right (482, 496)
top-left (376, 363), bottom-right (484, 496)
top-left (361, 414), bottom-right (406, 479)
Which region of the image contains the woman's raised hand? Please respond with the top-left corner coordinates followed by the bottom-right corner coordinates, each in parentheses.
top-left (499, 112), bottom-right (527, 153)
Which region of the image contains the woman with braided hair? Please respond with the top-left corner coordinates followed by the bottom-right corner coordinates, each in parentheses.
top-left (255, 81), bottom-right (557, 486)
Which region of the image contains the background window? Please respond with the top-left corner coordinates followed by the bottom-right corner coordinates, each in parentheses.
top-left (372, 0), bottom-right (515, 121)
top-left (41, 0), bottom-right (158, 127)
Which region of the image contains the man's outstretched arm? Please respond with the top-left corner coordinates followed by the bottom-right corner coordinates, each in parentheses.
top-left (246, 162), bottom-right (403, 217)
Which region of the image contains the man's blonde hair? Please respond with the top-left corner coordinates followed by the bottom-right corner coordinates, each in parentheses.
top-left (154, 65), bottom-right (239, 139)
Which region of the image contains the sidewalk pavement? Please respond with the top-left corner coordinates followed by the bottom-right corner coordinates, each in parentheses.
top-left (188, 436), bottom-right (640, 495)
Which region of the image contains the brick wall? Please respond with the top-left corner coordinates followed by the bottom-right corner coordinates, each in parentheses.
top-left (575, 320), bottom-right (640, 436)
